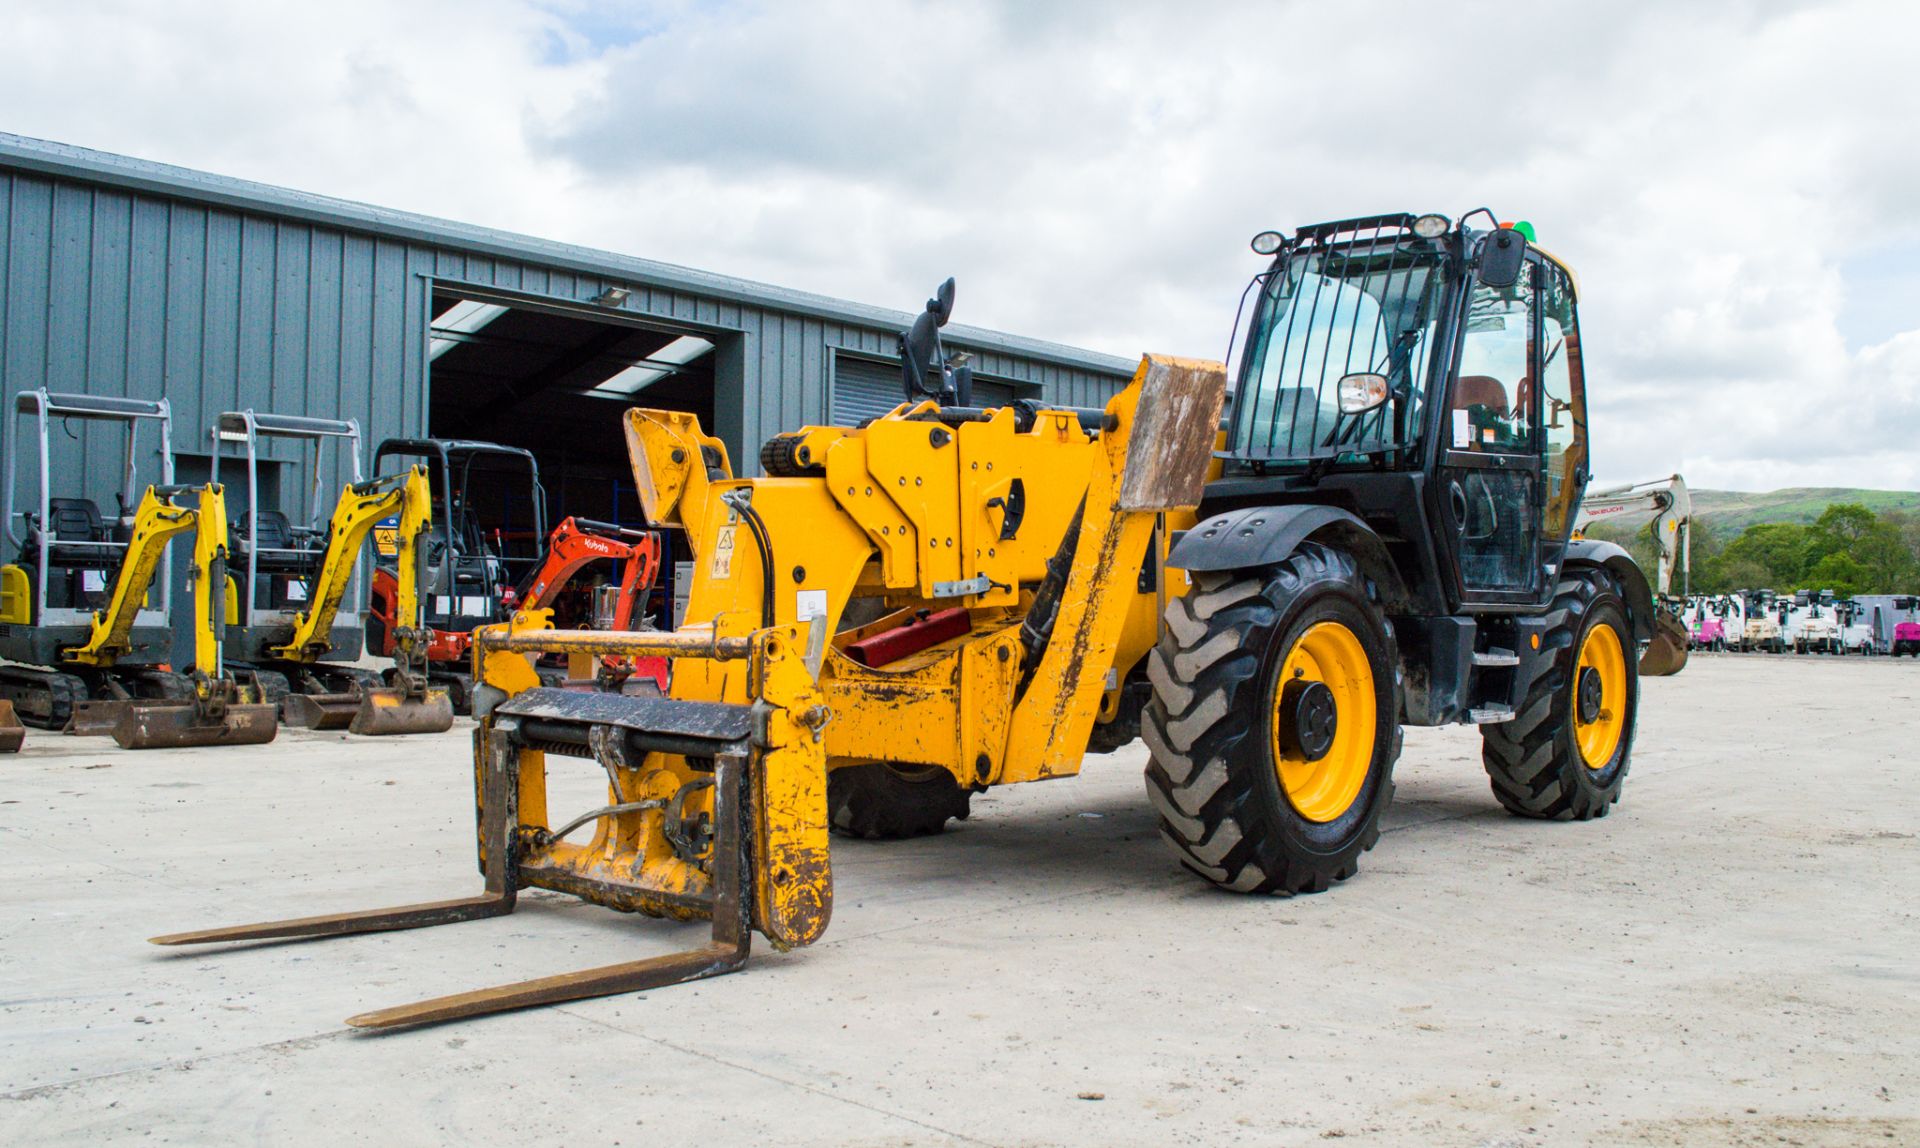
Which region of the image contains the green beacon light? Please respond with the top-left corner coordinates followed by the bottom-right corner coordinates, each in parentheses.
top-left (1507, 220), bottom-right (1537, 243)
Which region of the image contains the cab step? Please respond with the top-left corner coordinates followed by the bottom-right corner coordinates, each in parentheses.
top-left (1467, 704), bottom-right (1514, 724)
top-left (1471, 648), bottom-right (1519, 667)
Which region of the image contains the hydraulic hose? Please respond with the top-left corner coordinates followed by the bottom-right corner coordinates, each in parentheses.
top-left (1013, 497), bottom-right (1085, 704)
top-left (721, 491), bottom-right (777, 628)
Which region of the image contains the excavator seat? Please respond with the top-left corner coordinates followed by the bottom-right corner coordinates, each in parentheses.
top-left (232, 509), bottom-right (318, 576)
top-left (42, 498), bottom-right (119, 569)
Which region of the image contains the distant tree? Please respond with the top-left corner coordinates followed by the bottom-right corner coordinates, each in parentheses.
top-left (1805, 553), bottom-right (1868, 597)
top-left (1717, 522), bottom-right (1812, 589)
top-left (1807, 503), bottom-right (1915, 592)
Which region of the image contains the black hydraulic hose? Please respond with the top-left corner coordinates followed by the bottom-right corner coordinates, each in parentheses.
top-left (1014, 497), bottom-right (1085, 704)
top-left (722, 492), bottom-right (777, 628)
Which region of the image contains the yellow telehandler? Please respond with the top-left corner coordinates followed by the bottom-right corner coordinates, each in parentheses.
top-left (162, 213), bottom-right (1652, 1028)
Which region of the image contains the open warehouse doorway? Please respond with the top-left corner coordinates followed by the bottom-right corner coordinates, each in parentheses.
top-left (424, 287), bottom-right (729, 629)
top-left (424, 287), bottom-right (722, 527)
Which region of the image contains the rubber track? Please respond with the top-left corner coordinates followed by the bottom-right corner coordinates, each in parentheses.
top-left (0, 666), bottom-right (89, 730)
top-left (1479, 567), bottom-right (1631, 820)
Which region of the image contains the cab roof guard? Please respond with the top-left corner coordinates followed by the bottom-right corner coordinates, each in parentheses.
top-left (211, 409), bottom-right (366, 607)
top-left (3, 388), bottom-right (176, 615)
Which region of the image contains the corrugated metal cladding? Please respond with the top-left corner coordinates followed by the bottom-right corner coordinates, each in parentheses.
top-left (0, 133), bottom-right (1136, 519)
top-left (829, 352), bottom-right (1019, 426)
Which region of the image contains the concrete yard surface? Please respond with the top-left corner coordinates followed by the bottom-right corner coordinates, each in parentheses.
top-left (1, 654), bottom-right (1916, 1146)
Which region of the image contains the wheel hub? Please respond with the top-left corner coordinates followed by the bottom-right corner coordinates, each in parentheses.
top-left (1280, 678), bottom-right (1339, 762)
top-left (1576, 665), bottom-right (1604, 724)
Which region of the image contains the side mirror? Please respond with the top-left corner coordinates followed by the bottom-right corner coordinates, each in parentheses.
top-left (1475, 227), bottom-right (1528, 289)
top-left (899, 277), bottom-right (958, 400)
top-left (1336, 372), bottom-right (1389, 414)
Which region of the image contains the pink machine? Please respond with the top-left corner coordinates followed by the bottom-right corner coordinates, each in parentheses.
top-left (1895, 621), bottom-right (1920, 657)
top-left (1691, 617), bottom-right (1726, 649)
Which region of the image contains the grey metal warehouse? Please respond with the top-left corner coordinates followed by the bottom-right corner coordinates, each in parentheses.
top-left (0, 131), bottom-right (1132, 539)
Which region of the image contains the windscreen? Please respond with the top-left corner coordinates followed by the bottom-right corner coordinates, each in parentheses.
top-left (1231, 238), bottom-right (1444, 462)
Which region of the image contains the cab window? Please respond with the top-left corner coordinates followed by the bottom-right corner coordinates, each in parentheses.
top-left (1539, 264), bottom-right (1588, 539)
top-left (1452, 262), bottom-right (1535, 454)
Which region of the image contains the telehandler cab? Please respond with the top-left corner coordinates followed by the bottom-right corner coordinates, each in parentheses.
top-left (160, 211), bottom-right (1649, 1028)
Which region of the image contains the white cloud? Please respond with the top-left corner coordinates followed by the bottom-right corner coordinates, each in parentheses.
top-left (1, 0), bottom-right (1915, 490)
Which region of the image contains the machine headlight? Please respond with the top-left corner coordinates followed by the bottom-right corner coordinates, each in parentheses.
top-left (1250, 230), bottom-right (1286, 255)
top-left (1411, 213), bottom-right (1451, 239)
top-left (1337, 373), bottom-right (1390, 414)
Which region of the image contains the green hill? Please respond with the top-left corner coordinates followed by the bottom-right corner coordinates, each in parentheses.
top-left (1686, 488), bottom-right (1920, 533)
top-left (1586, 487), bottom-right (1920, 536)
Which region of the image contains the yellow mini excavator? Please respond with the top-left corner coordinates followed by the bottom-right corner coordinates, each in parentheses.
top-left (164, 215), bottom-right (1652, 1027)
top-left (102, 483), bottom-right (280, 750)
top-left (265, 466), bottom-right (453, 736)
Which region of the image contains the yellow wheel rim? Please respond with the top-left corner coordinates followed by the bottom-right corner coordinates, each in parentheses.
top-left (1269, 621), bottom-right (1376, 823)
top-left (1574, 621), bottom-right (1628, 769)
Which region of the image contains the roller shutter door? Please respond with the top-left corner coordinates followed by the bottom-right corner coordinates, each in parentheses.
top-left (831, 354), bottom-right (1026, 426)
top-left (830, 355), bottom-right (907, 426)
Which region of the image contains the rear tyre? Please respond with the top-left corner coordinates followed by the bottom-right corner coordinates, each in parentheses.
top-left (1143, 543), bottom-right (1400, 895)
top-left (1481, 567), bottom-right (1637, 820)
top-left (828, 763), bottom-right (973, 840)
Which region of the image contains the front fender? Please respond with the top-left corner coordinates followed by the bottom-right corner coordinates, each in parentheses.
top-left (1563, 538), bottom-right (1655, 642)
top-left (1169, 505), bottom-right (1409, 611)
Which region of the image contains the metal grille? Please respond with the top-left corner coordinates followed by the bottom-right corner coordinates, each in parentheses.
top-left (1231, 225), bottom-right (1442, 463)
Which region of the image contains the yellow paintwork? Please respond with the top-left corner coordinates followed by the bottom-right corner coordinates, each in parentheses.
top-left (471, 610), bottom-right (831, 949)
top-left (63, 487), bottom-right (198, 667)
top-left (187, 484), bottom-right (230, 675)
top-left (270, 467), bottom-right (432, 663)
top-left (466, 354), bottom-right (1220, 958)
top-left (621, 408), bottom-right (732, 547)
top-left (223, 574), bottom-right (239, 626)
top-left (1269, 621), bottom-right (1376, 822)
top-left (627, 352), bottom-right (1222, 794)
top-left (1575, 619), bottom-right (1627, 768)
top-left (0, 564), bottom-right (27, 625)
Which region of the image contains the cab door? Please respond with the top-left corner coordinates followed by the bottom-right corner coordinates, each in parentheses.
top-left (1435, 258), bottom-right (1543, 604)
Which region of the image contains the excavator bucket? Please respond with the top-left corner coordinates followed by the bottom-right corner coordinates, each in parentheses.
top-left (64, 699), bottom-right (130, 736)
top-left (347, 686), bottom-right (454, 737)
top-left (0, 700), bottom-right (24, 752)
top-left (111, 698), bottom-right (279, 750)
top-left (279, 691), bottom-right (364, 730)
top-left (1639, 611), bottom-right (1690, 677)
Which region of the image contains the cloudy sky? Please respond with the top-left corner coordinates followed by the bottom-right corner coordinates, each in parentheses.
top-left (5, 0), bottom-right (1916, 490)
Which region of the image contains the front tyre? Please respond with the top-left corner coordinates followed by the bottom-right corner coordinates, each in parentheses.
top-left (1481, 567), bottom-right (1638, 820)
top-left (1143, 544), bottom-right (1400, 895)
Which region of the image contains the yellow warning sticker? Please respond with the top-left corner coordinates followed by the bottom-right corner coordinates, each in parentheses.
top-left (711, 524), bottom-right (736, 579)
top-left (373, 526), bottom-right (399, 557)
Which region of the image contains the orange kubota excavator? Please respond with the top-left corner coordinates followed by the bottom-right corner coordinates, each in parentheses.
top-left (370, 514), bottom-right (666, 704)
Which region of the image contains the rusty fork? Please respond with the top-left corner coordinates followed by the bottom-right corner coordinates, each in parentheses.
top-left (150, 728), bottom-right (753, 1030)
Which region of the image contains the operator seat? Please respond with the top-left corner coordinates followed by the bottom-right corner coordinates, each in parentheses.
top-left (1452, 375), bottom-right (1510, 419)
top-left (232, 509), bottom-right (315, 576)
top-left (21, 498), bottom-right (120, 571)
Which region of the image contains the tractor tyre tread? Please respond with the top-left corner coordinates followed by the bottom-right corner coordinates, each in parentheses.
top-left (1143, 543), bottom-right (1400, 897)
top-left (1480, 566), bottom-right (1637, 821)
top-left (828, 763), bottom-right (973, 840)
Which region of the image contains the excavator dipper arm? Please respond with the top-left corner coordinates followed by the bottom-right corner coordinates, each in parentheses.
top-left (62, 487), bottom-right (198, 667)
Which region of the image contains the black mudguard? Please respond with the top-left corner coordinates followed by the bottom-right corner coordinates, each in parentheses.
top-left (1562, 538), bottom-right (1655, 642)
top-left (1168, 505), bottom-right (1409, 611)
